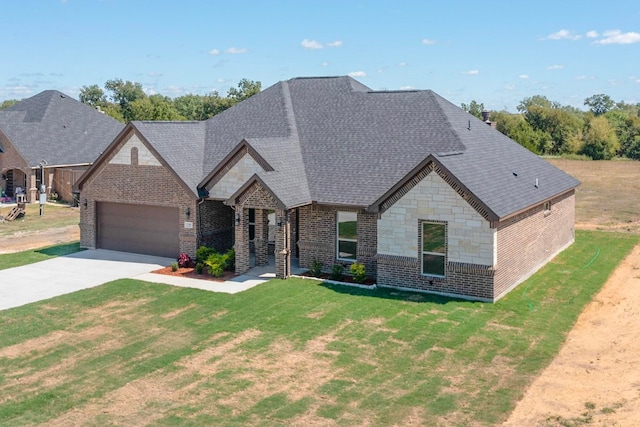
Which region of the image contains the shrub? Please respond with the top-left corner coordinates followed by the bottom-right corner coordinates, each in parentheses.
top-left (171, 262), bottom-right (179, 272)
top-left (177, 253), bottom-right (191, 268)
top-left (330, 264), bottom-right (345, 281)
top-left (309, 259), bottom-right (323, 277)
top-left (196, 246), bottom-right (216, 263)
top-left (224, 248), bottom-right (235, 271)
top-left (350, 262), bottom-right (366, 284)
top-left (204, 249), bottom-right (235, 278)
top-left (195, 262), bottom-right (204, 274)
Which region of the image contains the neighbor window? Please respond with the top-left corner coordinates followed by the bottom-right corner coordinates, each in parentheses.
top-left (422, 222), bottom-right (446, 277)
top-left (337, 211), bottom-right (357, 261)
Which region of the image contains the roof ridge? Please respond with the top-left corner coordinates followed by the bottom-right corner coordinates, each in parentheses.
top-left (279, 80), bottom-right (310, 197)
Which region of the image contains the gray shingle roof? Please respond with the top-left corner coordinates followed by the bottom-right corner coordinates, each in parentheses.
top-left (133, 76), bottom-right (579, 219)
top-left (0, 90), bottom-right (124, 167)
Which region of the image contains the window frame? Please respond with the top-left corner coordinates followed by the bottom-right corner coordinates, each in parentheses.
top-left (336, 211), bottom-right (358, 262)
top-left (421, 221), bottom-right (447, 278)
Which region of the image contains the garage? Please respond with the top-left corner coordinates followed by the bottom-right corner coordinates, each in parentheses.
top-left (96, 202), bottom-right (179, 258)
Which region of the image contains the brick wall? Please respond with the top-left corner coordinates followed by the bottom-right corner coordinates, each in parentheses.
top-left (198, 200), bottom-right (234, 252)
top-left (79, 133), bottom-right (199, 257)
top-left (297, 205), bottom-right (378, 279)
top-left (0, 135), bottom-right (29, 198)
top-left (493, 190), bottom-right (575, 300)
top-left (52, 166), bottom-right (87, 203)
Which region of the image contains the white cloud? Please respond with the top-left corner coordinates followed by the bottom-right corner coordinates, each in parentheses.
top-left (504, 84), bottom-right (516, 90)
top-left (575, 75), bottom-right (594, 80)
top-left (595, 30), bottom-right (640, 45)
top-left (461, 69), bottom-right (479, 75)
top-left (348, 71), bottom-right (367, 78)
top-left (547, 64), bottom-right (564, 70)
top-left (208, 49), bottom-right (220, 55)
top-left (422, 38), bottom-right (437, 45)
top-left (399, 62), bottom-right (407, 67)
top-left (321, 62), bottom-right (329, 67)
top-left (586, 30), bottom-right (599, 38)
top-left (400, 85), bottom-right (415, 90)
top-left (301, 39), bottom-right (323, 49)
top-left (519, 74), bottom-right (530, 79)
top-left (545, 29), bottom-right (581, 40)
top-left (225, 47), bottom-right (247, 54)
top-left (301, 39), bottom-right (342, 49)
top-left (216, 78), bottom-right (226, 83)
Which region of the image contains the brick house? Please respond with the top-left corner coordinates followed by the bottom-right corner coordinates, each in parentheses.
top-left (0, 90), bottom-right (124, 204)
top-left (75, 76), bottom-right (579, 301)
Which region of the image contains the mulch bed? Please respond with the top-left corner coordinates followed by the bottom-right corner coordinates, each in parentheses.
top-left (151, 266), bottom-right (238, 282)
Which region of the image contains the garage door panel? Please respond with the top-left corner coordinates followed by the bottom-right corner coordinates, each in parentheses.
top-left (97, 202), bottom-right (179, 258)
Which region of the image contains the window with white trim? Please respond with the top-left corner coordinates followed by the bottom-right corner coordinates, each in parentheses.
top-left (337, 211), bottom-right (357, 261)
top-left (421, 222), bottom-right (446, 277)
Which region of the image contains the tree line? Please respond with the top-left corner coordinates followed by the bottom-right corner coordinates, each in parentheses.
top-left (0, 78), bottom-right (262, 123)
top-left (463, 94), bottom-right (640, 160)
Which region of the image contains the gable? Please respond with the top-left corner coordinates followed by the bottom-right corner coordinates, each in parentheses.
top-left (0, 131), bottom-right (28, 171)
top-left (377, 168), bottom-right (495, 266)
top-left (109, 133), bottom-right (161, 166)
top-left (207, 152), bottom-right (267, 200)
top-left (233, 179), bottom-right (284, 210)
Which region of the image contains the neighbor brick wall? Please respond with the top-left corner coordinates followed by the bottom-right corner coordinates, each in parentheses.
top-left (52, 166), bottom-right (87, 204)
top-left (493, 190), bottom-right (575, 299)
top-left (0, 134), bottom-right (29, 197)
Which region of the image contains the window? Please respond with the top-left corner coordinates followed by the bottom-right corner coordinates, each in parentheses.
top-left (422, 222), bottom-right (446, 277)
top-left (337, 211), bottom-right (357, 261)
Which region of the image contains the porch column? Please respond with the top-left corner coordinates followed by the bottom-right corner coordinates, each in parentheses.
top-left (274, 209), bottom-right (291, 279)
top-left (46, 169), bottom-right (54, 198)
top-left (28, 170), bottom-right (37, 203)
top-left (254, 208), bottom-right (269, 267)
top-left (234, 207), bottom-right (250, 275)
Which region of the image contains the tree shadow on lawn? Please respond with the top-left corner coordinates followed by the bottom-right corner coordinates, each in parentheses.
top-left (35, 242), bottom-right (83, 257)
top-left (318, 281), bottom-right (468, 305)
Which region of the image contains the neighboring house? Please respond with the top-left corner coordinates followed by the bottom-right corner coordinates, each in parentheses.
top-left (75, 76), bottom-right (579, 302)
top-left (0, 90), bottom-right (124, 203)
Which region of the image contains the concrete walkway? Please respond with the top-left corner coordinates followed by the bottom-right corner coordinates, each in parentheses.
top-left (0, 249), bottom-right (272, 311)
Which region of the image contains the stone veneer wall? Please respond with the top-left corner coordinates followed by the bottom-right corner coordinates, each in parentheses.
top-left (79, 132), bottom-right (198, 258)
top-left (297, 205), bottom-right (378, 279)
top-left (208, 153), bottom-right (265, 199)
top-left (198, 200), bottom-right (234, 252)
top-left (493, 190), bottom-right (575, 299)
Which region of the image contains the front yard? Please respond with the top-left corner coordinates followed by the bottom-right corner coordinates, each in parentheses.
top-left (0, 230), bottom-right (636, 426)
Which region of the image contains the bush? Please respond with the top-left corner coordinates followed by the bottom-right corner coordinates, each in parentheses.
top-left (204, 249), bottom-right (235, 278)
top-left (196, 246), bottom-right (216, 264)
top-left (195, 262), bottom-right (204, 274)
top-left (177, 253), bottom-right (191, 268)
top-left (350, 262), bottom-right (366, 284)
top-left (309, 260), bottom-right (323, 277)
top-left (330, 264), bottom-right (345, 281)
top-left (171, 262), bottom-right (179, 272)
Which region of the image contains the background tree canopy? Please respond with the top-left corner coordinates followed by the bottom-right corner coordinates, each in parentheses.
top-left (463, 94), bottom-right (640, 160)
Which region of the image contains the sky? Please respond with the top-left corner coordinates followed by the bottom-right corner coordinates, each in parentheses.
top-left (2, 0), bottom-right (639, 112)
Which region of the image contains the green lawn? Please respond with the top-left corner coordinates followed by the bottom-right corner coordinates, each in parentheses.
top-left (0, 243), bottom-right (82, 271)
top-left (0, 230), bottom-right (636, 426)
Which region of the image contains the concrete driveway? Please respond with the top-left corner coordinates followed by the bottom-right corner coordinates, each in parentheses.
top-left (0, 249), bottom-right (174, 311)
top-left (0, 249), bottom-right (274, 312)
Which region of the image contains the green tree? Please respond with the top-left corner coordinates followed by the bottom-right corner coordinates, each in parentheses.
top-left (584, 94), bottom-right (615, 116)
top-left (104, 79), bottom-right (147, 122)
top-left (173, 94), bottom-right (207, 120)
top-left (79, 84), bottom-right (106, 106)
top-left (227, 78), bottom-right (261, 103)
top-left (0, 99), bottom-right (19, 110)
top-left (524, 106), bottom-right (582, 154)
top-left (581, 115), bottom-right (620, 160)
top-left (492, 111), bottom-right (548, 154)
top-left (517, 95), bottom-right (557, 114)
top-left (460, 100), bottom-right (485, 119)
top-left (129, 94), bottom-right (183, 121)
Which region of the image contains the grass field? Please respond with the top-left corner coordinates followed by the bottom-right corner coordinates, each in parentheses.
top-left (0, 204), bottom-right (79, 238)
top-left (0, 243), bottom-right (82, 271)
top-left (547, 159), bottom-right (640, 232)
top-left (0, 231), bottom-right (636, 426)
